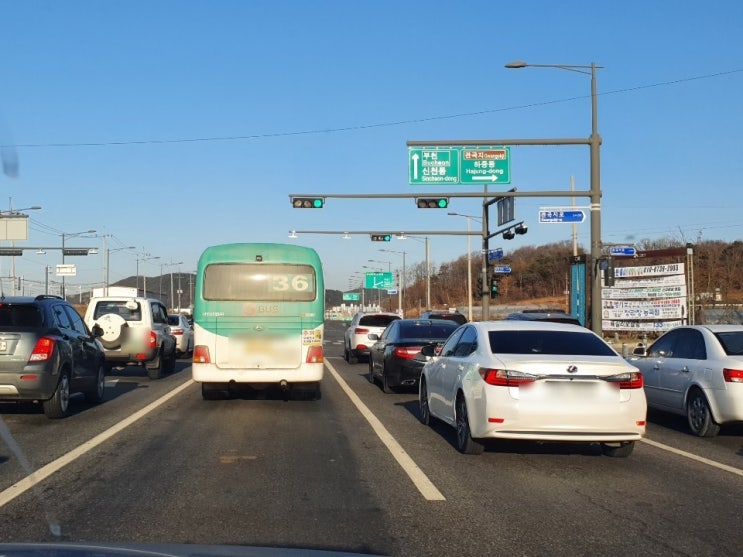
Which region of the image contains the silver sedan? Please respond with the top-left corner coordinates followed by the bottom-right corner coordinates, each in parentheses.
top-left (627, 324), bottom-right (743, 437)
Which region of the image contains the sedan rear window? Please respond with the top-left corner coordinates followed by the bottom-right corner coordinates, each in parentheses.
top-left (715, 331), bottom-right (743, 356)
top-left (399, 321), bottom-right (457, 339)
top-left (359, 315), bottom-right (399, 327)
top-left (489, 330), bottom-right (616, 356)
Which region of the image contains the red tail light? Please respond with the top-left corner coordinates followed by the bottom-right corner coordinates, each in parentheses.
top-left (480, 368), bottom-right (536, 387)
top-left (354, 328), bottom-right (370, 334)
top-left (723, 368), bottom-right (743, 383)
top-left (193, 345), bottom-right (211, 363)
top-left (145, 329), bottom-right (157, 349)
top-left (29, 337), bottom-right (55, 362)
top-left (306, 345), bottom-right (324, 363)
top-left (392, 346), bottom-right (421, 360)
top-left (172, 330), bottom-right (183, 336)
top-left (605, 371), bottom-right (643, 389)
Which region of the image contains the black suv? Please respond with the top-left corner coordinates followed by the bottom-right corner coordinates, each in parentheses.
top-left (0, 295), bottom-right (106, 418)
top-left (419, 310), bottom-right (468, 326)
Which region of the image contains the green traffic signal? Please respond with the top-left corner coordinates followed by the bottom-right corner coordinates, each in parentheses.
top-left (416, 197), bottom-right (449, 209)
top-left (370, 234), bottom-right (391, 242)
top-left (292, 197), bottom-right (324, 208)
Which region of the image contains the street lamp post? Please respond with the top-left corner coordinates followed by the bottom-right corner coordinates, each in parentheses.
top-left (61, 229), bottom-right (96, 300)
top-left (106, 245), bottom-right (135, 296)
top-left (137, 253), bottom-right (160, 297)
top-left (397, 235), bottom-right (431, 311)
top-left (505, 60), bottom-right (603, 335)
top-left (380, 248), bottom-right (406, 317)
top-left (448, 212), bottom-right (482, 321)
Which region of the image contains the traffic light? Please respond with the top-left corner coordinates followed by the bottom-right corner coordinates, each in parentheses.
top-left (502, 229), bottom-right (515, 240)
top-left (490, 276), bottom-right (500, 298)
top-left (291, 197), bottom-right (324, 209)
top-left (476, 275), bottom-right (484, 296)
top-left (0, 248), bottom-right (23, 256)
top-left (514, 223), bottom-right (528, 235)
top-left (416, 197), bottom-right (449, 209)
top-left (370, 234), bottom-right (391, 242)
top-left (604, 257), bottom-right (615, 287)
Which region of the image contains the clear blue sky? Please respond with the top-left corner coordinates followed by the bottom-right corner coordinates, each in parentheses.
top-left (1, 0), bottom-right (741, 295)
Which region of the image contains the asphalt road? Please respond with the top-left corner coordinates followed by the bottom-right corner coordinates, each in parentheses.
top-left (2, 320), bottom-right (743, 556)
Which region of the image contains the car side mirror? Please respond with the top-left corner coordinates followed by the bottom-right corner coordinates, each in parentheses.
top-left (92, 324), bottom-right (104, 338)
top-left (421, 344), bottom-right (436, 358)
top-left (368, 333), bottom-right (379, 341)
top-left (632, 345), bottom-right (647, 356)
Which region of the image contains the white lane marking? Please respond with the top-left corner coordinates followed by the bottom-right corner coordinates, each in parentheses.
top-left (641, 438), bottom-right (743, 477)
top-left (325, 359), bottom-right (446, 501)
top-left (0, 379), bottom-right (195, 508)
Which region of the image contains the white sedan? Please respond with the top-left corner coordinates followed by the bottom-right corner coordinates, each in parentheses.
top-left (419, 321), bottom-right (647, 457)
top-left (627, 324), bottom-right (743, 437)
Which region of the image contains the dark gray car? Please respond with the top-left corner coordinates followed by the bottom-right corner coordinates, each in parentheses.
top-left (0, 295), bottom-right (106, 418)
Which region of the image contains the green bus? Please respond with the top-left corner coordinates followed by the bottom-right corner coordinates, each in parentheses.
top-left (192, 243), bottom-right (324, 399)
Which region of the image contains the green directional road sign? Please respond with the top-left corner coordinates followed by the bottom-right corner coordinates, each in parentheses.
top-left (408, 146), bottom-right (510, 185)
top-left (408, 148), bottom-right (459, 184)
top-left (343, 293), bottom-right (361, 301)
top-left (364, 271), bottom-right (394, 289)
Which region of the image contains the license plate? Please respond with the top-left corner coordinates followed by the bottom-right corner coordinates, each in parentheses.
top-left (0, 341), bottom-right (7, 352)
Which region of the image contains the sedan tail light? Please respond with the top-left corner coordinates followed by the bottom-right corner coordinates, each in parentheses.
top-left (354, 327), bottom-right (370, 335)
top-left (604, 371), bottom-right (643, 389)
top-left (480, 368), bottom-right (537, 387)
top-left (29, 337), bottom-right (55, 362)
top-left (723, 368), bottom-right (743, 383)
top-left (172, 329), bottom-right (183, 336)
top-left (392, 346), bottom-right (422, 360)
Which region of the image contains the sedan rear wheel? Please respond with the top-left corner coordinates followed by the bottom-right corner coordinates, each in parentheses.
top-left (84, 364), bottom-right (106, 404)
top-left (419, 379), bottom-right (431, 426)
top-left (368, 358), bottom-right (376, 384)
top-left (687, 389), bottom-right (720, 437)
top-left (455, 393), bottom-right (484, 455)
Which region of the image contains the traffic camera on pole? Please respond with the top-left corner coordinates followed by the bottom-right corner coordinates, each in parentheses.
top-left (415, 197), bottom-right (449, 209)
top-left (291, 197), bottom-right (324, 209)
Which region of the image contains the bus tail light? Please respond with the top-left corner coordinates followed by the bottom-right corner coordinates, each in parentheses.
top-left (193, 345), bottom-right (211, 363)
top-left (306, 345), bottom-right (323, 363)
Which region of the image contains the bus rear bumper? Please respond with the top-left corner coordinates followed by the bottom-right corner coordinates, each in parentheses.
top-left (192, 363), bottom-right (324, 384)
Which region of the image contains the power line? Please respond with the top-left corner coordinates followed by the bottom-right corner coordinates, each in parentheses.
top-left (1, 69), bottom-right (740, 149)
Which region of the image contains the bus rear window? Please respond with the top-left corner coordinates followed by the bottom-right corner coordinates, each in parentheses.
top-left (203, 263), bottom-right (317, 302)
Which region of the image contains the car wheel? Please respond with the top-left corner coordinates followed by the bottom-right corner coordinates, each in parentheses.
top-left (419, 378), bottom-right (432, 426)
top-left (43, 370), bottom-right (71, 419)
top-left (84, 364), bottom-right (106, 404)
top-left (687, 389), bottom-right (720, 437)
top-left (348, 349), bottom-right (358, 365)
top-left (455, 393), bottom-right (484, 455)
top-left (96, 314), bottom-right (129, 350)
top-left (343, 344), bottom-right (350, 362)
top-left (382, 366), bottom-right (394, 394)
top-left (600, 441), bottom-right (635, 458)
top-left (146, 349), bottom-right (164, 380)
top-left (368, 358), bottom-right (376, 384)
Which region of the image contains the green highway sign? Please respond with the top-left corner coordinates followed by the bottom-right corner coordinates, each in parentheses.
top-left (409, 146), bottom-right (510, 185)
top-left (364, 271), bottom-right (394, 290)
top-left (343, 293), bottom-right (361, 301)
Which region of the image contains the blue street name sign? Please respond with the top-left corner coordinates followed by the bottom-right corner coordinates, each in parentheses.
top-left (493, 265), bottom-right (511, 274)
top-left (609, 246), bottom-right (636, 257)
top-left (538, 208), bottom-right (587, 224)
top-left (488, 248), bottom-right (504, 261)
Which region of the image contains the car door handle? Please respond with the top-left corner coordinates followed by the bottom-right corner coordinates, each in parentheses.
top-left (681, 366), bottom-right (690, 373)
